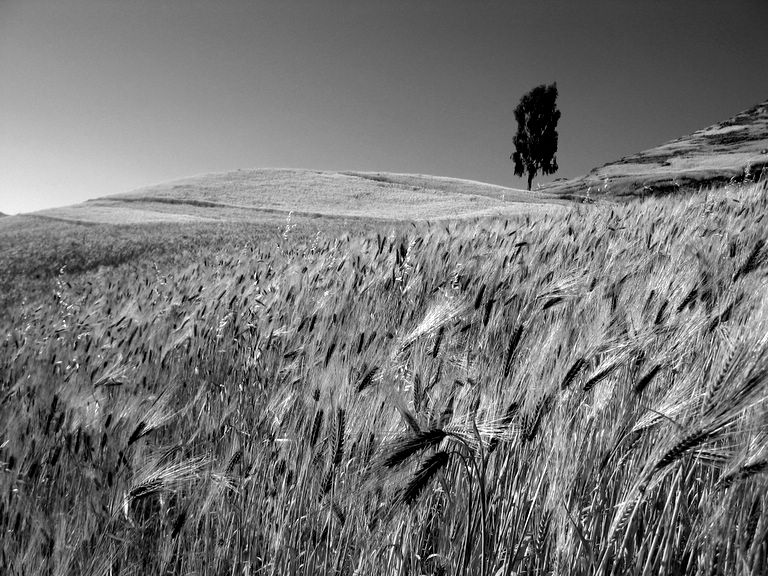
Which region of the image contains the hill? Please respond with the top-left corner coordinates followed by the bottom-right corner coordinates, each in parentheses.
top-left (31, 168), bottom-right (566, 225)
top-left (542, 99), bottom-right (768, 199)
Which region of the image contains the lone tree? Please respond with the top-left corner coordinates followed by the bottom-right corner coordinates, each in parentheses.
top-left (511, 83), bottom-right (561, 190)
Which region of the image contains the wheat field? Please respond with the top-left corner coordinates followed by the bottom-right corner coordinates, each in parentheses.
top-left (32, 169), bottom-right (564, 225)
top-left (1, 181), bottom-right (767, 575)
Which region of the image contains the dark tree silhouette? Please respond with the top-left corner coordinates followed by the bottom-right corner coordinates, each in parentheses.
top-left (511, 83), bottom-right (561, 190)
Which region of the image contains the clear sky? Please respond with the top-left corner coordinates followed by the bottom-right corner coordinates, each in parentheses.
top-left (2, 0), bottom-right (767, 214)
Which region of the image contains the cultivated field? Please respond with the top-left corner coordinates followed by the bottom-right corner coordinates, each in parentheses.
top-left (32, 168), bottom-right (565, 225)
top-left (1, 181), bottom-right (767, 575)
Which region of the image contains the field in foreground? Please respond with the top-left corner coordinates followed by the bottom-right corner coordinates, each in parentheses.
top-left (1, 182), bottom-right (767, 575)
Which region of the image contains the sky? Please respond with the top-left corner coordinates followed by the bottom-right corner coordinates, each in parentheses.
top-left (2, 0), bottom-right (767, 214)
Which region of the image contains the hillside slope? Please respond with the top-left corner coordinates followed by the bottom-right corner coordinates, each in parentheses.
top-left (542, 99), bottom-right (768, 199)
top-left (32, 168), bottom-right (566, 225)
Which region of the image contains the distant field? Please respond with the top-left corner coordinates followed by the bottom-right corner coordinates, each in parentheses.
top-left (32, 168), bottom-right (566, 225)
top-left (340, 170), bottom-right (558, 202)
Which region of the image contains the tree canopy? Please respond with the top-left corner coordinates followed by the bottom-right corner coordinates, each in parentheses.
top-left (511, 83), bottom-right (561, 190)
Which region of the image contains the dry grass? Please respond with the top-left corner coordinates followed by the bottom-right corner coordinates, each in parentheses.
top-left (32, 168), bottom-right (564, 224)
top-left (1, 180), bottom-right (767, 575)
top-left (543, 100), bottom-right (768, 198)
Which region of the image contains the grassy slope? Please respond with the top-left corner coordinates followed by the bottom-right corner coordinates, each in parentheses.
top-left (543, 99), bottom-right (768, 199)
top-left (340, 170), bottom-right (561, 203)
top-left (32, 168), bottom-right (563, 224)
top-left (1, 181), bottom-right (767, 575)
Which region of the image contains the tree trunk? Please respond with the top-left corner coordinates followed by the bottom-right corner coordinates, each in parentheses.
top-left (527, 172), bottom-right (534, 191)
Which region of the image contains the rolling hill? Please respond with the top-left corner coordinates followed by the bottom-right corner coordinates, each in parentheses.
top-left (542, 99), bottom-right (768, 199)
top-left (29, 168), bottom-right (566, 225)
top-left (5, 99), bottom-right (767, 228)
